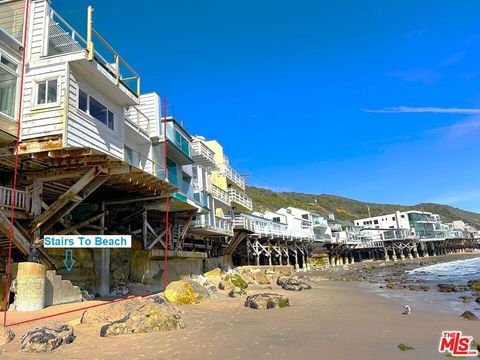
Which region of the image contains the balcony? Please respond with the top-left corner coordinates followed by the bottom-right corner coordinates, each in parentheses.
top-left (157, 118), bottom-right (193, 165)
top-left (211, 184), bottom-right (230, 205)
top-left (191, 141), bottom-right (216, 169)
top-left (47, 7), bottom-right (140, 102)
top-left (228, 188), bottom-right (252, 212)
top-left (193, 192), bottom-right (209, 209)
top-left (0, 186), bottom-right (28, 212)
top-left (124, 147), bottom-right (167, 182)
top-left (219, 161), bottom-right (245, 190)
top-left (191, 216), bottom-right (234, 236)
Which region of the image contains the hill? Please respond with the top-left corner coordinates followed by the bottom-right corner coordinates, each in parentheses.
top-left (246, 186), bottom-right (480, 228)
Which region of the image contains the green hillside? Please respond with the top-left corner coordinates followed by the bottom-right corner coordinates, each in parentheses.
top-left (246, 186), bottom-right (480, 228)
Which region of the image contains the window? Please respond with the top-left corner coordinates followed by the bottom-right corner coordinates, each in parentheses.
top-left (302, 214), bottom-right (309, 220)
top-left (401, 215), bottom-right (405, 218)
top-left (79, 89), bottom-right (88, 111)
top-left (273, 217), bottom-right (281, 223)
top-left (0, 54), bottom-right (18, 118)
top-left (392, 217), bottom-right (395, 221)
top-left (374, 220), bottom-right (379, 225)
top-left (37, 79), bottom-right (57, 105)
top-left (78, 89), bottom-right (114, 130)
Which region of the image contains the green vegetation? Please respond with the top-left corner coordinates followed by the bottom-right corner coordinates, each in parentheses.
top-left (397, 343), bottom-right (415, 352)
top-left (246, 186), bottom-right (480, 227)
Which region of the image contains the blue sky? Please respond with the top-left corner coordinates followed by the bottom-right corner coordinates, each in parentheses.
top-left (54, 1), bottom-right (480, 212)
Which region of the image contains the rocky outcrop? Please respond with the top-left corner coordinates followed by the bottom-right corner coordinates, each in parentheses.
top-left (99, 300), bottom-right (184, 337)
top-left (0, 326), bottom-right (14, 346)
top-left (277, 276), bottom-right (311, 291)
top-left (244, 293), bottom-right (290, 310)
top-left (81, 296), bottom-right (184, 337)
top-left (467, 279), bottom-right (480, 292)
top-left (164, 280), bottom-right (210, 305)
top-left (437, 284), bottom-right (468, 293)
top-left (228, 288), bottom-right (247, 298)
top-left (460, 311), bottom-right (479, 321)
top-left (20, 324), bottom-right (75, 352)
top-left (81, 297), bottom-right (147, 325)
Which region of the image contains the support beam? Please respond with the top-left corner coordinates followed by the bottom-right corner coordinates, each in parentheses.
top-left (30, 166), bottom-right (104, 234)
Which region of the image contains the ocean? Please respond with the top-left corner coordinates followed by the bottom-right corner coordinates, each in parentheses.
top-left (364, 256), bottom-right (480, 317)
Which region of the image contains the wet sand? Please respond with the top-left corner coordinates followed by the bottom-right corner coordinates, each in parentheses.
top-left (2, 280), bottom-right (479, 359)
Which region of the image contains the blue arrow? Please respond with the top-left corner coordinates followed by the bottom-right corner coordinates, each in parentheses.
top-left (63, 249), bottom-right (75, 272)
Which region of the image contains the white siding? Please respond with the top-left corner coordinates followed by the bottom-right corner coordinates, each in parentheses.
top-left (65, 69), bottom-right (124, 160)
top-left (126, 92), bottom-right (160, 137)
top-left (28, 0), bottom-right (49, 60)
top-left (21, 62), bottom-right (66, 140)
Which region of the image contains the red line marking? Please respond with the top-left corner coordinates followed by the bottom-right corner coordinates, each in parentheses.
top-left (163, 96), bottom-right (169, 289)
top-left (3, 0), bottom-right (30, 327)
top-left (5, 293), bottom-right (151, 327)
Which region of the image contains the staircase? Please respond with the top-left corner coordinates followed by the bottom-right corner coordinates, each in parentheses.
top-left (45, 269), bottom-right (82, 306)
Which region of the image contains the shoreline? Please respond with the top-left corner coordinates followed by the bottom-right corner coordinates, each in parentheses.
top-left (2, 281), bottom-right (479, 359)
top-left (1, 254), bottom-right (479, 359)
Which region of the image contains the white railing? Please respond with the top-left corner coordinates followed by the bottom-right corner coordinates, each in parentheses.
top-left (220, 163), bottom-right (245, 190)
top-left (191, 142), bottom-right (216, 166)
top-left (49, 8), bottom-right (140, 97)
top-left (124, 148), bottom-right (166, 181)
top-left (0, 186), bottom-right (27, 211)
top-left (192, 216), bottom-right (234, 235)
top-left (125, 106), bottom-right (151, 137)
top-left (228, 188), bottom-right (252, 211)
top-left (211, 184), bottom-right (230, 204)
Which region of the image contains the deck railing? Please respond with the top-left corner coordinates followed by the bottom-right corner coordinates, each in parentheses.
top-left (191, 216), bottom-right (234, 235)
top-left (48, 7), bottom-right (140, 97)
top-left (228, 188), bottom-right (252, 211)
top-left (0, 186), bottom-right (27, 211)
top-left (125, 106), bottom-right (151, 137)
top-left (191, 142), bottom-right (216, 167)
top-left (124, 148), bottom-right (166, 181)
top-left (211, 184), bottom-right (230, 204)
top-left (219, 163), bottom-right (245, 190)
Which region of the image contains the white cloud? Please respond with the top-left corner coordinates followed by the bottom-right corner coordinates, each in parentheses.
top-left (364, 106), bottom-right (480, 114)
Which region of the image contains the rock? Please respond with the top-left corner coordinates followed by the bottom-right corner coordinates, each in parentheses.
top-left (277, 276), bottom-right (311, 291)
top-left (408, 284), bottom-right (430, 291)
top-left (224, 274), bottom-right (248, 290)
top-left (81, 297), bottom-right (147, 324)
top-left (397, 343), bottom-right (415, 351)
top-left (99, 300), bottom-right (184, 337)
top-left (228, 287), bottom-right (247, 298)
top-left (437, 284), bottom-right (468, 293)
top-left (252, 272), bottom-right (271, 285)
top-left (204, 268), bottom-right (222, 279)
top-left (476, 297), bottom-right (480, 304)
top-left (460, 296), bottom-right (473, 304)
top-left (164, 280), bottom-right (209, 305)
top-left (467, 279), bottom-right (480, 292)
top-left (460, 311), bottom-right (479, 321)
top-left (20, 324), bottom-right (75, 352)
top-left (0, 326), bottom-right (14, 346)
top-left (81, 290), bottom-right (95, 301)
top-left (244, 293), bottom-right (290, 310)
top-left (218, 280), bottom-right (235, 291)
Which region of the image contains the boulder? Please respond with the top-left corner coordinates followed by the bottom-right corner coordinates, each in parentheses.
top-left (252, 272), bottom-right (271, 285)
top-left (277, 276), bottom-right (311, 291)
top-left (99, 300), bottom-right (184, 337)
top-left (224, 274), bottom-right (248, 290)
top-left (219, 280), bottom-right (235, 291)
top-left (460, 296), bottom-right (473, 304)
top-left (0, 326), bottom-right (14, 346)
top-left (437, 284), bottom-right (468, 293)
top-left (228, 287), bottom-right (247, 298)
top-left (460, 311), bottom-right (479, 321)
top-left (204, 268), bottom-right (222, 280)
top-left (20, 324), bottom-right (75, 352)
top-left (467, 279), bottom-right (480, 292)
top-left (408, 285), bottom-right (430, 291)
top-left (244, 293), bottom-right (290, 310)
top-left (81, 297), bottom-right (147, 324)
top-left (164, 280), bottom-right (209, 305)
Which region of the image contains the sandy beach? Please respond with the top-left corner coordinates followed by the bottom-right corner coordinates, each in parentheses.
top-left (2, 267), bottom-right (479, 360)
